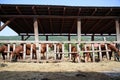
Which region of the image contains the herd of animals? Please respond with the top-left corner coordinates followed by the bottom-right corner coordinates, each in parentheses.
top-left (0, 43), bottom-right (120, 63)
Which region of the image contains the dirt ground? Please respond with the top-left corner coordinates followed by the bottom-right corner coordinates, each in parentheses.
top-left (0, 59), bottom-right (120, 80)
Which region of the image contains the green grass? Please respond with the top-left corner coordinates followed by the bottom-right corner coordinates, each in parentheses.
top-left (0, 36), bottom-right (116, 41)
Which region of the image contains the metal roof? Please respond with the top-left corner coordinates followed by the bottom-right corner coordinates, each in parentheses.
top-left (0, 4), bottom-right (120, 36)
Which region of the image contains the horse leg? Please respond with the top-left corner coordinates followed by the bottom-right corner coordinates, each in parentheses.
top-left (109, 52), bottom-right (112, 60)
top-left (2, 52), bottom-right (5, 60)
top-left (60, 54), bottom-right (62, 60)
top-left (56, 54), bottom-right (58, 59)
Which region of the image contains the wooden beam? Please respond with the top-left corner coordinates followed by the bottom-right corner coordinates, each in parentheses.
top-left (0, 5), bottom-right (7, 14)
top-left (16, 6), bottom-right (33, 32)
top-left (32, 6), bottom-right (37, 15)
top-left (97, 20), bottom-right (113, 33)
top-left (105, 8), bottom-right (112, 16)
top-left (88, 11), bottom-right (113, 33)
top-left (91, 8), bottom-right (97, 16)
top-left (0, 15), bottom-right (119, 19)
top-left (77, 8), bottom-right (81, 16)
top-left (88, 19), bottom-right (102, 33)
top-left (82, 8), bottom-right (97, 31)
top-left (115, 19), bottom-right (120, 41)
top-left (0, 18), bottom-right (14, 31)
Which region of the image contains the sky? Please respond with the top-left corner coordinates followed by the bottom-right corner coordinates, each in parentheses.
top-left (0, 0), bottom-right (120, 36)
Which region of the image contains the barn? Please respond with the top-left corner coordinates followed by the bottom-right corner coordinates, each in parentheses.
top-left (0, 4), bottom-right (120, 62)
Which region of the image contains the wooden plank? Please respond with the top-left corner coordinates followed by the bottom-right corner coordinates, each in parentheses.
top-left (92, 43), bottom-right (95, 62)
top-left (98, 43), bottom-right (102, 61)
top-left (0, 15), bottom-right (119, 19)
top-left (23, 44), bottom-right (26, 60)
top-left (30, 43), bottom-right (33, 61)
top-left (54, 44), bottom-right (57, 60)
top-left (0, 18), bottom-right (14, 31)
top-left (38, 44), bottom-right (41, 60)
top-left (69, 43), bottom-right (72, 60)
top-left (62, 43), bottom-right (64, 60)
top-left (46, 44), bottom-right (49, 60)
top-left (105, 43), bottom-right (110, 60)
top-left (77, 43), bottom-right (80, 63)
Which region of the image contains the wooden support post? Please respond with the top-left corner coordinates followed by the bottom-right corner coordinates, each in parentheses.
top-left (92, 43), bottom-right (95, 62)
top-left (68, 35), bottom-right (71, 41)
top-left (7, 43), bottom-right (10, 60)
top-left (23, 43), bottom-right (26, 60)
top-left (33, 17), bottom-right (39, 63)
top-left (54, 44), bottom-right (56, 60)
top-left (21, 36), bottom-right (24, 40)
top-left (69, 43), bottom-right (72, 60)
top-left (115, 19), bottom-right (120, 41)
top-left (62, 43), bottom-right (64, 60)
top-left (91, 35), bottom-right (94, 41)
top-left (98, 43), bottom-right (102, 61)
top-left (46, 36), bottom-right (48, 41)
top-left (77, 18), bottom-right (81, 43)
top-left (30, 43), bottom-right (33, 61)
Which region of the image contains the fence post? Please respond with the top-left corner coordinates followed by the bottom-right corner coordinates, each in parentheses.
top-left (77, 43), bottom-right (80, 63)
top-left (23, 43), bottom-right (26, 60)
top-left (98, 43), bottom-right (102, 61)
top-left (30, 43), bottom-right (33, 61)
top-left (105, 43), bottom-right (110, 60)
top-left (7, 43), bottom-right (10, 60)
top-left (69, 43), bottom-right (72, 61)
top-left (13, 43), bottom-right (16, 51)
top-left (92, 43), bottom-right (95, 62)
top-left (62, 43), bottom-right (64, 60)
top-left (38, 43), bottom-right (41, 61)
top-left (84, 44), bottom-right (87, 62)
top-left (54, 44), bottom-right (56, 60)
top-left (46, 43), bottom-right (49, 60)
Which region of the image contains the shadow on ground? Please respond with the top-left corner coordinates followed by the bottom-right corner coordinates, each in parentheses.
top-left (0, 70), bottom-right (120, 80)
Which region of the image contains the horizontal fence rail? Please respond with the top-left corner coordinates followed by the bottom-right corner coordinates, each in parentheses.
top-left (0, 40), bottom-right (120, 63)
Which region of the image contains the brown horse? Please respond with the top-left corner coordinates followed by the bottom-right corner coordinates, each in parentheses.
top-left (97, 44), bottom-right (112, 61)
top-left (71, 46), bottom-right (80, 62)
top-left (107, 43), bottom-right (120, 61)
top-left (0, 44), bottom-right (13, 60)
top-left (83, 47), bottom-right (91, 62)
top-left (10, 44), bottom-right (24, 61)
top-left (97, 43), bottom-right (120, 61)
top-left (11, 43), bottom-right (53, 61)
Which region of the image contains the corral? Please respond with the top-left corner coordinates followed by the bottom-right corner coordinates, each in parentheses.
top-left (0, 4), bottom-right (120, 62)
